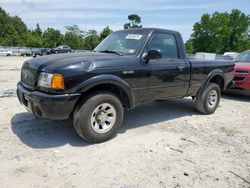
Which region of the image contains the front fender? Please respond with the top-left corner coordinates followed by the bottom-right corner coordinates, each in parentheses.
top-left (73, 74), bottom-right (135, 108)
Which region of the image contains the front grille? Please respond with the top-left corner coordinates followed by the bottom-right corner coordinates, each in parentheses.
top-left (233, 77), bottom-right (245, 81)
top-left (235, 70), bottom-right (248, 74)
top-left (21, 67), bottom-right (37, 87)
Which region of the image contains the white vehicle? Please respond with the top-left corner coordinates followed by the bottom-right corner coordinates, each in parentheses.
top-left (224, 52), bottom-right (239, 59)
top-left (0, 49), bottom-right (12, 56)
top-left (195, 52), bottom-right (216, 60)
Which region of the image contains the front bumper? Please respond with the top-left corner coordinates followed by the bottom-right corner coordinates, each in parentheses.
top-left (17, 82), bottom-right (81, 120)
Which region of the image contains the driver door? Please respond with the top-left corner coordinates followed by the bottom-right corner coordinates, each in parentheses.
top-left (139, 32), bottom-right (190, 100)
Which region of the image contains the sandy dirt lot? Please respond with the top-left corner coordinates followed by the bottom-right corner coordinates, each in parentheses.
top-left (0, 56), bottom-right (249, 188)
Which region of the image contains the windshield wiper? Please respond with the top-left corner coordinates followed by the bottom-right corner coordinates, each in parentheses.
top-left (99, 50), bottom-right (123, 56)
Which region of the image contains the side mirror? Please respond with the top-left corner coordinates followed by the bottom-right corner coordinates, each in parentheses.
top-left (143, 50), bottom-right (162, 62)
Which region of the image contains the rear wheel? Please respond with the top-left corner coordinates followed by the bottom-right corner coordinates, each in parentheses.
top-left (195, 83), bottom-right (221, 114)
top-left (73, 92), bottom-right (124, 143)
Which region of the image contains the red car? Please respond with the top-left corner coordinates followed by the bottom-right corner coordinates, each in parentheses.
top-left (230, 50), bottom-right (250, 94)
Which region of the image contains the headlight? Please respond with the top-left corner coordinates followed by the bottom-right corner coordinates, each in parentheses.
top-left (38, 72), bottom-right (53, 88)
top-left (38, 72), bottom-right (65, 90)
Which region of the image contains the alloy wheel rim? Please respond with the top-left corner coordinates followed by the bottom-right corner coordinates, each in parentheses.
top-left (90, 103), bottom-right (117, 133)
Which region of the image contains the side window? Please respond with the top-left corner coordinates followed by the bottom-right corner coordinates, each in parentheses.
top-left (147, 33), bottom-right (179, 59)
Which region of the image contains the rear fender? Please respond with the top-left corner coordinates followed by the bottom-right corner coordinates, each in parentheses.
top-left (198, 69), bottom-right (225, 95)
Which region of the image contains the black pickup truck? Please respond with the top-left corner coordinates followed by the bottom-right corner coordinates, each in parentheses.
top-left (17, 28), bottom-right (234, 143)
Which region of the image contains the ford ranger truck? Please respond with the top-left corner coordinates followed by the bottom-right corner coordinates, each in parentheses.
top-left (17, 28), bottom-right (235, 143)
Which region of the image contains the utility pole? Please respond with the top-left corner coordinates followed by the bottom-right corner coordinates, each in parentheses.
top-left (84, 12), bottom-right (88, 34)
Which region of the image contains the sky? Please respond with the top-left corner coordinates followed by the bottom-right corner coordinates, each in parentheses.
top-left (0, 0), bottom-right (250, 41)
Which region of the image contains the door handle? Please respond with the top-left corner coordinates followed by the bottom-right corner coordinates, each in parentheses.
top-left (177, 65), bottom-right (185, 71)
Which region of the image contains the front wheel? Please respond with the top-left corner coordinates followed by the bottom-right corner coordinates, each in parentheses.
top-left (73, 92), bottom-right (124, 143)
top-left (195, 83), bottom-right (221, 114)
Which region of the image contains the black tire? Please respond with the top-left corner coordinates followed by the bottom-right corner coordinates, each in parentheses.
top-left (73, 92), bottom-right (124, 143)
top-left (55, 50), bottom-right (58, 54)
top-left (195, 83), bottom-right (221, 114)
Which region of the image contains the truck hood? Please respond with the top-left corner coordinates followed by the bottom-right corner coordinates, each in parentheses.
top-left (22, 52), bottom-right (121, 72)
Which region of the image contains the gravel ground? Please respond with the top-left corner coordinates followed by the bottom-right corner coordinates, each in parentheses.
top-left (0, 56), bottom-right (249, 188)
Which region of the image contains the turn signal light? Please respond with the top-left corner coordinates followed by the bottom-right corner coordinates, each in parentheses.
top-left (51, 74), bottom-right (65, 90)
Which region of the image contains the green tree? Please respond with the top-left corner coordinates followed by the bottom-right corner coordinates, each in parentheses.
top-left (64, 25), bottom-right (85, 49)
top-left (100, 26), bottom-right (112, 40)
top-left (0, 7), bottom-right (28, 46)
top-left (185, 40), bottom-right (194, 54)
top-left (25, 31), bottom-right (43, 47)
top-left (83, 30), bottom-right (100, 50)
top-left (64, 32), bottom-right (82, 49)
top-left (25, 23), bottom-right (44, 47)
top-left (7, 16), bottom-right (28, 46)
top-left (124, 14), bottom-right (142, 29)
top-left (228, 9), bottom-right (250, 51)
top-left (65, 25), bottom-right (84, 36)
top-left (33, 23), bottom-right (42, 37)
top-left (43, 28), bottom-right (63, 47)
top-left (190, 9), bottom-right (250, 53)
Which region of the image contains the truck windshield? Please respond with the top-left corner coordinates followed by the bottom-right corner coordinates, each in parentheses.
top-left (94, 32), bottom-right (146, 55)
top-left (235, 51), bottom-right (250, 62)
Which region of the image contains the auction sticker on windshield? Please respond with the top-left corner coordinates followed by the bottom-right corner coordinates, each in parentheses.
top-left (126, 34), bottom-right (143, 40)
